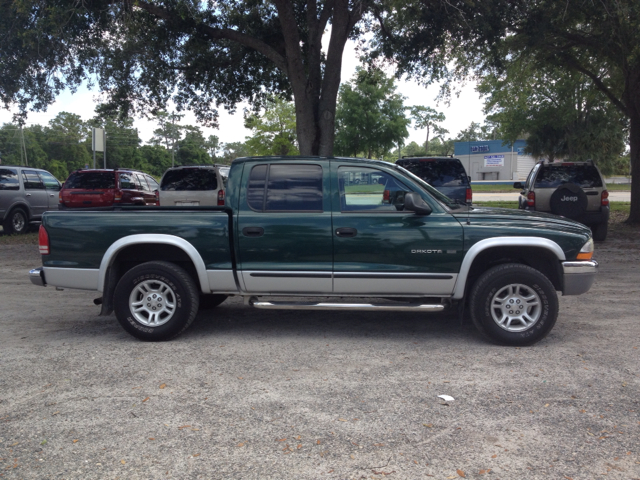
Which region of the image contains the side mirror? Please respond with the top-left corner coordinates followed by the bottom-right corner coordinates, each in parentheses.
top-left (404, 192), bottom-right (432, 216)
top-left (513, 182), bottom-right (523, 189)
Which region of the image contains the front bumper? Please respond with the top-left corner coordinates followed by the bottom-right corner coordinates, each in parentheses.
top-left (562, 260), bottom-right (598, 295)
top-left (29, 267), bottom-right (46, 287)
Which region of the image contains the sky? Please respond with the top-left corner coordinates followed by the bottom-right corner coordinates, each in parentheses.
top-left (0, 39), bottom-right (487, 148)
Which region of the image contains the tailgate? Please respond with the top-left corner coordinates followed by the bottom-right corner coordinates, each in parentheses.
top-left (62, 189), bottom-right (115, 208)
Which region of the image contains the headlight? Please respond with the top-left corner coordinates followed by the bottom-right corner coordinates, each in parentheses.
top-left (576, 238), bottom-right (594, 261)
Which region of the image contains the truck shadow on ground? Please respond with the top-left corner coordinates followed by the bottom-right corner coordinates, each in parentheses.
top-left (180, 298), bottom-right (485, 345)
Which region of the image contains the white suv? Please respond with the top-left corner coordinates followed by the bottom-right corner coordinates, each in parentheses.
top-left (514, 161), bottom-right (609, 241)
top-left (158, 165), bottom-right (228, 207)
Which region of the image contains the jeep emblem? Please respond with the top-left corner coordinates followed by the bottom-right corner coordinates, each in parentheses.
top-left (560, 195), bottom-right (578, 202)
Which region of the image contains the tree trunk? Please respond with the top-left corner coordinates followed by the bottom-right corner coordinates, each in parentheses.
top-left (628, 107), bottom-right (640, 224)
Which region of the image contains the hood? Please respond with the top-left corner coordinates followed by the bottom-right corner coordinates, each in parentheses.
top-left (454, 205), bottom-right (592, 236)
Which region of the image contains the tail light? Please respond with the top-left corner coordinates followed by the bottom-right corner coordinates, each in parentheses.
top-left (466, 187), bottom-right (473, 204)
top-left (217, 189), bottom-right (225, 206)
top-left (526, 191), bottom-right (535, 207)
top-left (155, 190), bottom-right (160, 206)
top-left (601, 190), bottom-right (609, 206)
top-left (383, 190), bottom-right (390, 202)
top-left (39, 225), bottom-right (50, 255)
top-left (58, 191), bottom-right (63, 204)
top-left (114, 189), bottom-right (122, 203)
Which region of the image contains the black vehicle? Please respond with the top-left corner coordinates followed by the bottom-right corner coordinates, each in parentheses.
top-left (395, 157), bottom-right (472, 205)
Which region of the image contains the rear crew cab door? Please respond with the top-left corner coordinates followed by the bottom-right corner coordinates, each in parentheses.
top-left (236, 161), bottom-right (333, 294)
top-left (21, 169), bottom-right (48, 216)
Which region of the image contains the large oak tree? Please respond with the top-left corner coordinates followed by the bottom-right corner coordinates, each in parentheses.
top-left (0, 0), bottom-right (511, 158)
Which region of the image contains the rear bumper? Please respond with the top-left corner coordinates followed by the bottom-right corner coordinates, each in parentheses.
top-left (562, 260), bottom-right (598, 295)
top-left (29, 267), bottom-right (46, 287)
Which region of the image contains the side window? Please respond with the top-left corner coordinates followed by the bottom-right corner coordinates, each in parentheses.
top-left (22, 170), bottom-right (45, 190)
top-left (136, 174), bottom-right (149, 191)
top-left (38, 171), bottom-right (60, 190)
top-left (247, 164), bottom-right (323, 212)
top-left (0, 168), bottom-right (20, 190)
top-left (146, 176), bottom-right (159, 191)
top-left (338, 166), bottom-right (410, 212)
top-left (118, 172), bottom-right (135, 189)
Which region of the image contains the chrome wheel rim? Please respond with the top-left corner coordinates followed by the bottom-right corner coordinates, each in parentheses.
top-left (12, 212), bottom-right (25, 232)
top-left (490, 283), bottom-right (542, 332)
top-left (129, 279), bottom-right (176, 327)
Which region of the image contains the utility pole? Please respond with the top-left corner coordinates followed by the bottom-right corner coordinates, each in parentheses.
top-left (20, 127), bottom-right (28, 166)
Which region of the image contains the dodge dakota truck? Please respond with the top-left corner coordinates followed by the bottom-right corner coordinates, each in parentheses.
top-left (29, 156), bottom-right (598, 346)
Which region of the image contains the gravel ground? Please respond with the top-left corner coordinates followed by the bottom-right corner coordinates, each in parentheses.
top-left (0, 232), bottom-right (639, 480)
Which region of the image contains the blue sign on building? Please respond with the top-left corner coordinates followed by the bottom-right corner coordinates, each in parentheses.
top-left (471, 145), bottom-right (490, 153)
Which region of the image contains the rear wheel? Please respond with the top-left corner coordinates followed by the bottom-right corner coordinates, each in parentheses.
top-left (3, 208), bottom-right (28, 235)
top-left (114, 261), bottom-right (199, 341)
top-left (470, 263), bottom-right (558, 346)
top-left (591, 221), bottom-right (608, 242)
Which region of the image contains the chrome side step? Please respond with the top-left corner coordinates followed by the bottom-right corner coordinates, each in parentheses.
top-left (247, 297), bottom-right (445, 312)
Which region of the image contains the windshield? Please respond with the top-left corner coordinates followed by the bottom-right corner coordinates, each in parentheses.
top-left (397, 159), bottom-right (468, 186)
top-left (161, 168), bottom-right (218, 191)
top-left (394, 165), bottom-right (461, 209)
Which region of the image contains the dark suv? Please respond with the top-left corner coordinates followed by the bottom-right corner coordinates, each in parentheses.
top-left (59, 169), bottom-right (159, 209)
top-left (0, 166), bottom-right (61, 234)
top-left (395, 157), bottom-right (472, 204)
top-left (514, 161), bottom-right (609, 241)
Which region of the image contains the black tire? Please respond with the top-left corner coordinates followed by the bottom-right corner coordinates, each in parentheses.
top-left (113, 261), bottom-right (199, 341)
top-left (2, 208), bottom-right (28, 235)
top-left (549, 183), bottom-right (588, 219)
top-left (469, 263), bottom-right (558, 346)
top-left (591, 221), bottom-right (608, 242)
top-left (199, 294), bottom-right (228, 310)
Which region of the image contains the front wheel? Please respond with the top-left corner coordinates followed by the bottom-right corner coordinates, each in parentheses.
top-left (469, 263), bottom-right (558, 346)
top-left (113, 261), bottom-right (199, 341)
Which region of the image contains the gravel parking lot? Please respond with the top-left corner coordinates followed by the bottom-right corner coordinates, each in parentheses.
top-left (1, 230), bottom-right (639, 479)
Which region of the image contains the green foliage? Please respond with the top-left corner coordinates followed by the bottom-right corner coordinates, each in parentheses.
top-left (244, 97), bottom-right (299, 156)
top-left (334, 68), bottom-right (410, 159)
top-left (478, 59), bottom-right (627, 166)
top-left (409, 106), bottom-right (447, 152)
top-left (220, 142), bottom-right (250, 164)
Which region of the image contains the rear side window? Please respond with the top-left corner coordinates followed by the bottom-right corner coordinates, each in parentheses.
top-left (0, 168), bottom-right (19, 190)
top-left (64, 171), bottom-right (115, 189)
top-left (535, 165), bottom-right (603, 188)
top-left (118, 172), bottom-right (137, 189)
top-left (22, 170), bottom-right (44, 189)
top-left (397, 160), bottom-right (468, 187)
top-left (247, 164), bottom-right (323, 212)
top-left (160, 169), bottom-right (218, 191)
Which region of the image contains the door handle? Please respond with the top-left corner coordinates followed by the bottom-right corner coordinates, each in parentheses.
top-left (26, 193), bottom-right (31, 197)
top-left (242, 227), bottom-right (264, 237)
top-left (335, 227), bottom-right (357, 237)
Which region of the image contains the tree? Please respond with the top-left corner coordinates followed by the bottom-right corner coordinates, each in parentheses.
top-left (478, 56), bottom-right (627, 167)
top-left (87, 111), bottom-right (143, 170)
top-left (334, 67), bottom-right (410, 158)
top-left (244, 96), bottom-right (299, 156)
top-left (473, 0), bottom-right (640, 222)
top-left (220, 142), bottom-right (250, 164)
top-left (176, 126), bottom-right (212, 165)
top-left (0, 0), bottom-right (514, 158)
top-left (43, 112), bottom-right (91, 171)
top-left (409, 106), bottom-right (447, 153)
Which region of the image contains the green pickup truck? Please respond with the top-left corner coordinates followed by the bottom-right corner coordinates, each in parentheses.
top-left (29, 156), bottom-right (598, 346)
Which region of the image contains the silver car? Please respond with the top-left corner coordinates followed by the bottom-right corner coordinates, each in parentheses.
top-left (158, 165), bottom-right (228, 207)
top-left (0, 166), bottom-right (61, 234)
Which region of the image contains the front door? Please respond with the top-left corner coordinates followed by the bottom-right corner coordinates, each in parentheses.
top-left (236, 161), bottom-right (334, 294)
top-left (331, 163), bottom-right (464, 296)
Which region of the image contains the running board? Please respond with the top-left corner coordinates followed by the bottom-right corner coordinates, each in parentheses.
top-left (247, 297), bottom-right (445, 312)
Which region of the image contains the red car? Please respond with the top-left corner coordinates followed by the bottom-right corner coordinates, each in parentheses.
top-left (59, 169), bottom-right (159, 209)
